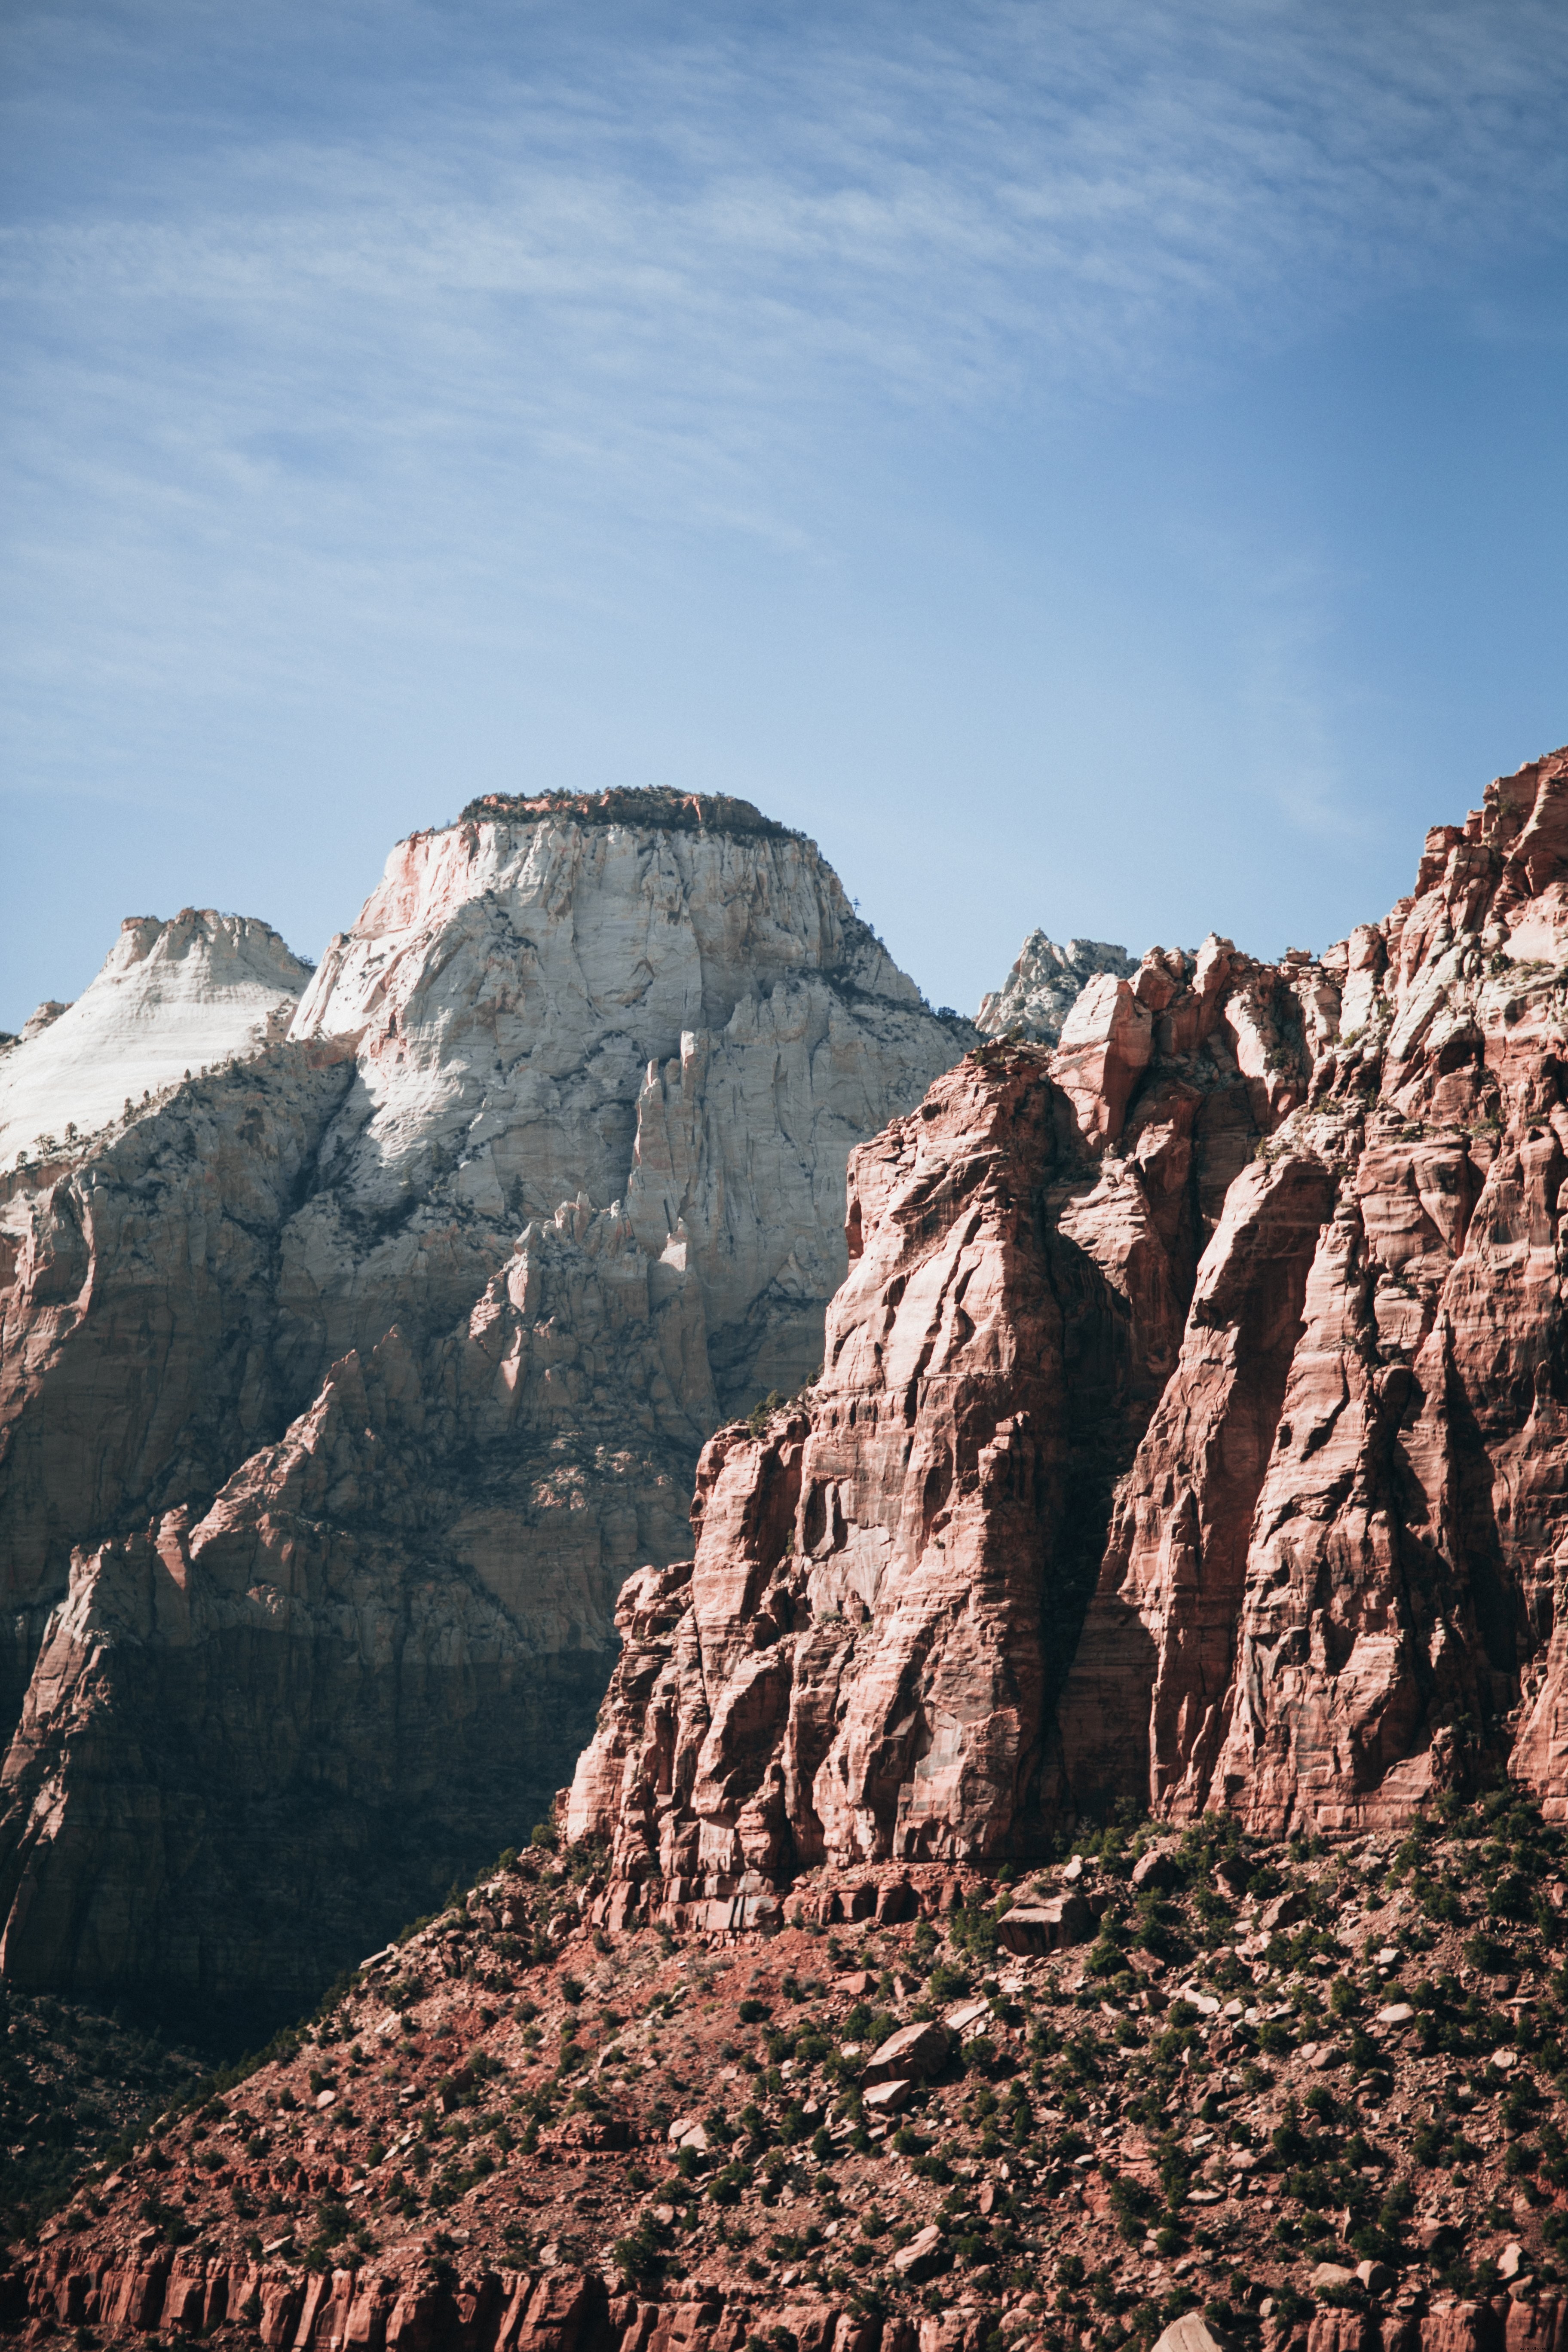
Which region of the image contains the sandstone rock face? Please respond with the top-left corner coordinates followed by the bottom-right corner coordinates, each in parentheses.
top-left (0, 911), bottom-right (310, 1171)
top-left (288, 796), bottom-right (965, 1409)
top-left (0, 1047), bottom-right (356, 1726)
top-left (569, 925), bottom-right (1338, 1904)
top-left (573, 745), bottom-right (1568, 1885)
top-left (3, 1000), bottom-right (71, 1048)
top-left (0, 794), bottom-right (968, 2012)
top-left (1063, 745), bottom-right (1568, 1833)
top-left (0, 1219), bottom-right (696, 2015)
top-left (975, 931), bottom-right (1136, 1046)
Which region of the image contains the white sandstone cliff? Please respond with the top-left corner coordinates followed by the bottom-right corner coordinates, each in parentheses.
top-left (286, 800), bottom-right (968, 1409)
top-left (0, 790), bottom-right (971, 2008)
top-left (0, 911), bottom-right (311, 1172)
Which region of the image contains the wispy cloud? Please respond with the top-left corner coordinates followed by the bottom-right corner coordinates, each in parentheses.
top-left (6, 0), bottom-right (1567, 567)
top-left (2, 0), bottom-right (1566, 1022)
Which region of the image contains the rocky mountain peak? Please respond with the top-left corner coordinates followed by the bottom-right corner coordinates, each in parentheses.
top-left (0, 793), bottom-right (969, 2016)
top-left (0, 910), bottom-right (310, 1173)
top-left (975, 932), bottom-right (1137, 1045)
top-left (16, 752), bottom-right (1568, 2352)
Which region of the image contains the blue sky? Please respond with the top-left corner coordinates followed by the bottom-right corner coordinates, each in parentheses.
top-left (3, 0), bottom-right (1567, 1032)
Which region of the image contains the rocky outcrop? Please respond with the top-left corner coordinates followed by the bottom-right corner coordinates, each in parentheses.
top-left (569, 929), bottom-right (1339, 1905)
top-left (0, 795), bottom-right (969, 2012)
top-left (573, 745), bottom-right (1568, 1870)
top-left (285, 801), bottom-right (967, 1408)
top-left (0, 911), bottom-right (311, 1172)
top-left (2, 1001), bottom-right (71, 1050)
top-left (1060, 746), bottom-right (1568, 1834)
top-left (975, 932), bottom-right (1136, 1046)
top-left (26, 759), bottom-right (1568, 2343)
top-left (0, 1047), bottom-right (356, 1733)
top-left (0, 1216), bottom-right (696, 2017)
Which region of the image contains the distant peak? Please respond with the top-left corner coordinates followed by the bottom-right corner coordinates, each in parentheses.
top-left (975, 930), bottom-right (1136, 1046)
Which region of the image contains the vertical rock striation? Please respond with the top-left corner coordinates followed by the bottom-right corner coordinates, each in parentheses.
top-left (0, 792), bottom-right (970, 2012)
top-left (570, 927), bottom-right (1339, 1914)
top-left (575, 746), bottom-right (1568, 1903)
top-left (1061, 747), bottom-right (1568, 1834)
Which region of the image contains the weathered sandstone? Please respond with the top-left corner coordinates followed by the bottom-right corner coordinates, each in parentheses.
top-left (569, 925), bottom-right (1338, 1903)
top-left (23, 759), bottom-right (1568, 2343)
top-left (0, 911), bottom-right (310, 1172)
top-left (1063, 746), bottom-right (1568, 1833)
top-left (975, 931), bottom-right (1136, 1046)
top-left (0, 794), bottom-right (969, 2011)
top-left (573, 746), bottom-right (1568, 1882)
top-left (6, 1808), bottom-right (1568, 2351)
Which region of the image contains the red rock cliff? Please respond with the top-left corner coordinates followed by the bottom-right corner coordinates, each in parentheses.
top-left (573, 744), bottom-right (1568, 1885)
top-left (568, 920), bottom-right (1341, 1906)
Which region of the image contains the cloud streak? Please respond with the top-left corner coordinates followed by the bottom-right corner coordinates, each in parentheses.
top-left (7, 0), bottom-right (1568, 533)
top-left (3, 0), bottom-right (1567, 1027)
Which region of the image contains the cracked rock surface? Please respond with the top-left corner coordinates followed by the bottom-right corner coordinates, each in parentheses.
top-left (575, 748), bottom-right (1568, 1914)
top-left (976, 937), bottom-right (1137, 1050)
top-left (0, 795), bottom-right (968, 2015)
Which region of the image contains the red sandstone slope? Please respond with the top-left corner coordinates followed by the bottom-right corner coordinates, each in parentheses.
top-left (573, 746), bottom-right (1568, 1890)
top-left (13, 1801), bottom-right (1568, 2352)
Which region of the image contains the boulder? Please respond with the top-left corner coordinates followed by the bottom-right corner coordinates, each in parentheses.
top-left (890, 2226), bottom-right (946, 2282)
top-left (996, 1896), bottom-right (1092, 1953)
top-left (862, 2022), bottom-right (951, 2086)
top-left (1131, 1848), bottom-right (1183, 1892)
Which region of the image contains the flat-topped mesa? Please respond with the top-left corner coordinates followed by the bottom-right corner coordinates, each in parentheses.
top-left (456, 784), bottom-right (800, 837)
top-left (0, 790), bottom-right (971, 2008)
top-left (568, 929), bottom-right (1337, 1923)
top-left (287, 793), bottom-right (966, 1406)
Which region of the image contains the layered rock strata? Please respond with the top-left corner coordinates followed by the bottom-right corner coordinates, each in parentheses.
top-left (1062, 745), bottom-right (1568, 1834)
top-left (574, 746), bottom-right (1568, 1880)
top-left (570, 926), bottom-right (1336, 1911)
top-left (0, 796), bottom-right (968, 2012)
